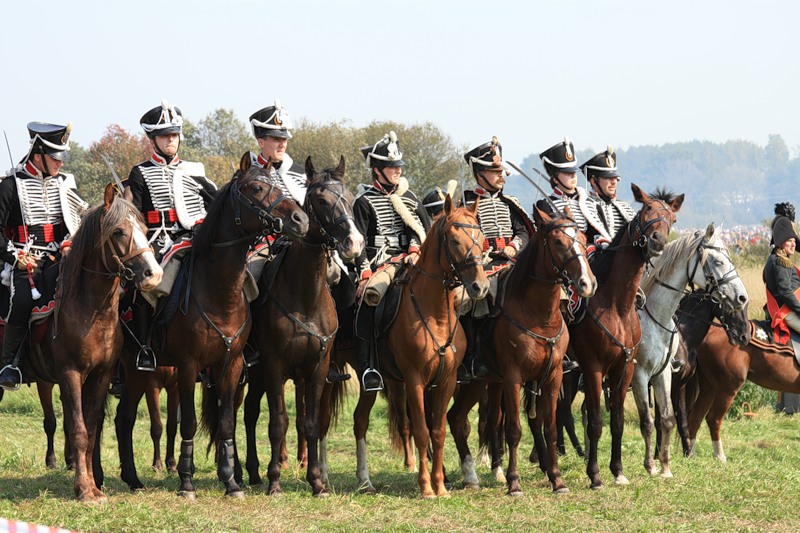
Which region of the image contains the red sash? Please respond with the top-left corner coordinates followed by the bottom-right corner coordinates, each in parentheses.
top-left (766, 265), bottom-right (800, 344)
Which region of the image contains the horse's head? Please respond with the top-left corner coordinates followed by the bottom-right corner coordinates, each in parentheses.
top-left (434, 196), bottom-right (489, 300)
top-left (716, 299), bottom-right (751, 345)
top-left (304, 156), bottom-right (364, 260)
top-left (631, 184), bottom-right (684, 258)
top-left (686, 223), bottom-right (749, 312)
top-left (533, 206), bottom-right (597, 298)
top-left (99, 183), bottom-right (163, 291)
top-left (236, 152), bottom-right (309, 239)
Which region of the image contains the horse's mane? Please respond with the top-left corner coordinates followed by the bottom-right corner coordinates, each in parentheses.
top-left (60, 195), bottom-right (141, 303)
top-left (641, 227), bottom-right (719, 294)
top-left (650, 187), bottom-right (679, 205)
top-left (506, 221), bottom-right (547, 296)
top-left (587, 219), bottom-right (631, 286)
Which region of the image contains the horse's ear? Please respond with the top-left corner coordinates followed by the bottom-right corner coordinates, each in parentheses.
top-left (336, 155), bottom-right (346, 177)
top-left (670, 193), bottom-right (685, 213)
top-left (631, 183), bottom-right (647, 204)
top-left (444, 194), bottom-right (454, 216)
top-left (239, 152), bottom-right (251, 174)
top-left (704, 222), bottom-right (715, 242)
top-left (469, 195), bottom-right (479, 215)
top-left (305, 156), bottom-right (315, 180)
top-left (533, 206), bottom-right (552, 226)
top-left (103, 183), bottom-right (116, 212)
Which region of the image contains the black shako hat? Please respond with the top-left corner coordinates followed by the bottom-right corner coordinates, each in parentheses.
top-left (772, 216), bottom-right (800, 247)
top-left (464, 136), bottom-right (507, 174)
top-left (361, 131), bottom-right (404, 169)
top-left (27, 122), bottom-right (72, 161)
top-left (581, 145), bottom-right (621, 181)
top-left (250, 99), bottom-right (293, 139)
top-left (539, 136), bottom-right (580, 178)
top-left (140, 99), bottom-right (183, 139)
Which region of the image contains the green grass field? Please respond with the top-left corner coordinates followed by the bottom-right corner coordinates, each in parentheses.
top-left (0, 379), bottom-right (798, 532)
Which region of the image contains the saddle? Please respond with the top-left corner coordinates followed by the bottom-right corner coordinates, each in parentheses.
top-left (750, 319), bottom-right (800, 367)
top-left (375, 265), bottom-right (408, 337)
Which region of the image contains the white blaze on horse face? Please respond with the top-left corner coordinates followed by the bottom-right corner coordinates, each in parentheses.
top-left (702, 242), bottom-right (748, 311)
top-left (340, 219), bottom-right (364, 260)
top-left (565, 226), bottom-right (592, 294)
top-left (130, 215), bottom-right (163, 289)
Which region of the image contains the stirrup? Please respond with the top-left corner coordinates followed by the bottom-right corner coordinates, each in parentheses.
top-left (0, 365), bottom-right (22, 391)
top-left (670, 359), bottom-right (685, 373)
top-left (136, 346), bottom-right (157, 372)
top-left (361, 368), bottom-right (384, 392)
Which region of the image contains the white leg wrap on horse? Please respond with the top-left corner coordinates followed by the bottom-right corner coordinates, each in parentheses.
top-left (461, 455), bottom-right (480, 488)
top-left (712, 441), bottom-right (727, 463)
top-left (356, 438), bottom-right (374, 490)
top-left (320, 437), bottom-right (329, 486)
top-left (493, 465), bottom-right (506, 484)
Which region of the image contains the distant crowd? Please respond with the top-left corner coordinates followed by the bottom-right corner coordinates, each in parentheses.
top-left (680, 225), bottom-right (771, 253)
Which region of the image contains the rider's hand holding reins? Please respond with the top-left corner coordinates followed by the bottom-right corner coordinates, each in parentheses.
top-left (501, 245), bottom-right (517, 259)
top-left (404, 251), bottom-right (419, 265)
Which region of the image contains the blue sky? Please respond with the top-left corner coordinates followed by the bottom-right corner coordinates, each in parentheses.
top-left (2, 0), bottom-right (798, 166)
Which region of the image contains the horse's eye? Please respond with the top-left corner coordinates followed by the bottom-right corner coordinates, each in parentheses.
top-left (113, 228), bottom-right (124, 237)
top-left (252, 185), bottom-right (263, 193)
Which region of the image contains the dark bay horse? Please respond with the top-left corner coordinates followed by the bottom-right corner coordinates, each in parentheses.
top-left (569, 185), bottom-right (683, 489)
top-left (378, 197), bottom-right (488, 498)
top-left (2, 184), bottom-right (163, 502)
top-left (653, 290), bottom-right (750, 457)
top-left (448, 206), bottom-right (596, 495)
top-left (686, 310), bottom-right (795, 462)
top-left (238, 156), bottom-right (363, 496)
top-left (158, 155), bottom-right (308, 499)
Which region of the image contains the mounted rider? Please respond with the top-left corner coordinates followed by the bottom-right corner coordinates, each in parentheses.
top-left (580, 146), bottom-right (636, 252)
top-left (458, 136), bottom-right (534, 382)
top-left (422, 180), bottom-right (458, 219)
top-left (0, 122), bottom-right (87, 390)
top-left (764, 202), bottom-right (800, 345)
top-left (121, 100), bottom-right (218, 372)
top-left (352, 131), bottom-right (431, 391)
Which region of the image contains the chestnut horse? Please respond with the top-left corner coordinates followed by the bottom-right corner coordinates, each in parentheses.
top-left (0, 184), bottom-right (163, 502)
top-left (237, 156), bottom-right (363, 496)
top-left (686, 311), bottom-right (797, 462)
top-left (569, 185), bottom-right (683, 489)
top-left (653, 290), bottom-right (750, 457)
top-left (448, 206), bottom-right (597, 495)
top-left (356, 197), bottom-right (488, 497)
top-left (633, 224), bottom-right (748, 477)
top-left (158, 156), bottom-right (307, 499)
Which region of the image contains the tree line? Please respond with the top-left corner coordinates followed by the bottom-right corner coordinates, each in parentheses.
top-left (48, 107), bottom-right (799, 228)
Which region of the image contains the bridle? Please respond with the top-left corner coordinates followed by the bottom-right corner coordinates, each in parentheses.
top-left (411, 215), bottom-right (485, 290)
top-left (626, 199), bottom-right (675, 257)
top-left (530, 218), bottom-right (587, 287)
top-left (84, 213), bottom-right (154, 281)
top-left (231, 175), bottom-right (289, 237)
top-left (304, 178), bottom-right (354, 249)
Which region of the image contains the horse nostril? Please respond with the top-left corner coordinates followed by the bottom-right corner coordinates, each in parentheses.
top-left (145, 269), bottom-right (153, 278)
top-left (738, 294), bottom-right (748, 304)
top-left (291, 212), bottom-right (304, 223)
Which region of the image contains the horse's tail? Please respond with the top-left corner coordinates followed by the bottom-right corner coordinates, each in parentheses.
top-left (201, 379), bottom-right (221, 457)
top-left (328, 378), bottom-right (349, 429)
top-left (478, 388), bottom-right (507, 454)
top-left (384, 386), bottom-right (408, 453)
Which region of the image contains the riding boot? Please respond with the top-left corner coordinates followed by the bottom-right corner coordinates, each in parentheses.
top-left (356, 337), bottom-right (383, 392)
top-left (562, 355), bottom-right (580, 373)
top-left (0, 324), bottom-right (28, 391)
top-left (458, 317), bottom-right (487, 382)
top-left (670, 358), bottom-right (685, 373)
top-left (242, 342), bottom-right (260, 368)
top-left (131, 305), bottom-right (156, 372)
top-left (326, 361), bottom-right (351, 383)
top-left (109, 361), bottom-right (124, 398)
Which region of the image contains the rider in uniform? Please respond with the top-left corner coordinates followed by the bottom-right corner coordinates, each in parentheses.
top-left (246, 100), bottom-right (349, 382)
top-left (352, 131), bottom-right (431, 391)
top-left (0, 122), bottom-right (86, 390)
top-left (120, 100), bottom-right (217, 374)
top-left (458, 136), bottom-right (534, 381)
top-left (764, 203), bottom-right (800, 344)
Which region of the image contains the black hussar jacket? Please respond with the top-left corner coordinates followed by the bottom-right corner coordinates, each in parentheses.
top-left (463, 187), bottom-right (533, 256)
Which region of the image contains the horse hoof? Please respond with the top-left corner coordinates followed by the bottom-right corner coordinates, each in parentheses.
top-left (269, 488), bottom-right (284, 497)
top-left (660, 471), bottom-right (673, 479)
top-left (422, 492), bottom-right (436, 500)
top-left (554, 487), bottom-right (570, 494)
top-left (614, 475), bottom-right (630, 485)
top-left (178, 490), bottom-right (197, 500)
top-left (358, 481), bottom-right (376, 494)
top-left (507, 490), bottom-right (524, 497)
top-left (463, 482), bottom-right (481, 491)
top-left (226, 490), bottom-right (245, 499)
top-left (314, 490), bottom-right (331, 499)
top-left (437, 491), bottom-right (451, 498)
top-left (590, 482), bottom-right (603, 490)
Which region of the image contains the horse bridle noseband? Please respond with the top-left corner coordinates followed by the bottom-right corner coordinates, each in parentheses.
top-left (625, 200), bottom-right (675, 256)
top-left (87, 215), bottom-right (154, 281)
top-left (231, 175), bottom-right (289, 237)
top-left (304, 178), bottom-right (354, 249)
top-left (539, 220), bottom-right (587, 287)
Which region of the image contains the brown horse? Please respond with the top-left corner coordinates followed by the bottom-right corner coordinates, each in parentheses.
top-left (115, 360), bottom-right (179, 490)
top-left (159, 155), bottom-right (307, 499)
top-left (569, 185), bottom-right (682, 489)
top-left (1, 184), bottom-right (163, 502)
top-left (238, 156), bottom-right (363, 496)
top-left (375, 197), bottom-right (488, 497)
top-left (448, 206), bottom-right (596, 495)
top-left (686, 311), bottom-right (794, 462)
top-left (653, 290), bottom-right (750, 457)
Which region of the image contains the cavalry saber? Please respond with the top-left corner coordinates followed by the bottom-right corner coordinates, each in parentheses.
top-left (99, 153), bottom-right (126, 194)
top-left (506, 161), bottom-right (567, 219)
